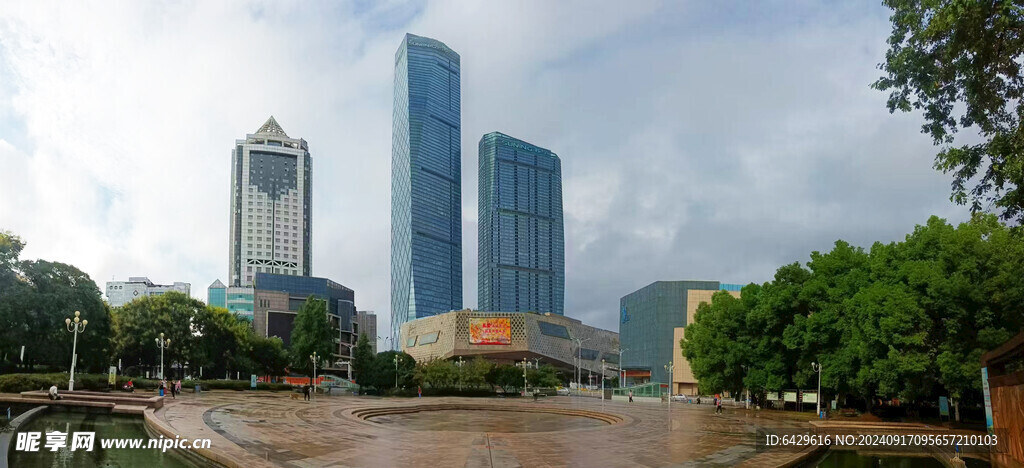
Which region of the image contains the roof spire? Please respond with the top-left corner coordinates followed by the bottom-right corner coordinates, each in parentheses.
top-left (256, 115), bottom-right (288, 137)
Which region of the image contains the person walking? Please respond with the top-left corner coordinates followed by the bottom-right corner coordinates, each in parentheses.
top-left (417, 386), bottom-right (422, 398)
top-left (628, 389), bottom-right (633, 403)
top-left (175, 380), bottom-right (182, 397)
top-left (716, 396), bottom-right (723, 414)
top-left (303, 384), bottom-right (311, 401)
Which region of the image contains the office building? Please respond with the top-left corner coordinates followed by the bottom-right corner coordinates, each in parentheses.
top-left (229, 116), bottom-right (312, 288)
top-left (402, 310), bottom-right (618, 385)
top-left (252, 273), bottom-right (356, 369)
top-left (355, 310), bottom-right (378, 354)
top-left (391, 33), bottom-right (462, 343)
top-left (619, 281), bottom-right (744, 391)
top-left (478, 132), bottom-right (564, 315)
top-left (105, 277), bottom-right (190, 307)
top-left (207, 279), bottom-right (255, 321)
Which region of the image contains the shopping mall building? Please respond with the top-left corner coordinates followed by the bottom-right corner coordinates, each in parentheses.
top-left (400, 310), bottom-right (619, 385)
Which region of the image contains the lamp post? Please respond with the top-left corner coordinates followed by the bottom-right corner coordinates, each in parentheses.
top-left (64, 311), bottom-right (88, 391)
top-left (154, 333), bottom-right (170, 380)
top-left (601, 359), bottom-right (606, 401)
top-left (393, 355), bottom-right (400, 389)
top-left (310, 352), bottom-right (318, 398)
top-left (615, 348), bottom-right (628, 387)
top-left (522, 358), bottom-right (528, 396)
top-left (664, 361), bottom-right (674, 413)
top-left (573, 337), bottom-right (590, 394)
top-left (339, 341), bottom-right (355, 381)
top-left (811, 361), bottom-right (822, 418)
top-left (378, 336), bottom-right (393, 352)
top-left (456, 356), bottom-right (464, 391)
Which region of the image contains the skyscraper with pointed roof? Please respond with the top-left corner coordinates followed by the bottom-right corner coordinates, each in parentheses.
top-left (229, 116), bottom-right (312, 287)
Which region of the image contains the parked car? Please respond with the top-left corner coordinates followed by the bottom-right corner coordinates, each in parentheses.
top-left (671, 394), bottom-right (689, 401)
top-left (556, 387), bottom-right (570, 396)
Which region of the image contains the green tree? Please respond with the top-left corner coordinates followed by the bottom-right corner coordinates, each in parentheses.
top-left (526, 364), bottom-right (561, 388)
top-left (248, 335), bottom-right (289, 376)
top-left (112, 292), bottom-right (201, 378)
top-left (369, 350), bottom-right (415, 390)
top-left (289, 297), bottom-right (337, 379)
top-left (486, 364), bottom-right (524, 393)
top-left (415, 358), bottom-right (457, 389)
top-left (351, 333), bottom-right (375, 385)
top-left (680, 290), bottom-right (752, 396)
top-left (462, 356), bottom-right (492, 389)
top-left (874, 0), bottom-right (1024, 222)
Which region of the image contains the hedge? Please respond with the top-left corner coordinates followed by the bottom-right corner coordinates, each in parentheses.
top-left (0, 374), bottom-right (293, 393)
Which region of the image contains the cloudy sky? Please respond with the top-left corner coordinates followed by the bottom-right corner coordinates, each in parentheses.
top-left (0, 1), bottom-right (969, 347)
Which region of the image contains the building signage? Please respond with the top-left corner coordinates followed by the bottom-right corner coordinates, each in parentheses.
top-left (469, 318), bottom-right (511, 345)
top-left (108, 366), bottom-right (117, 385)
top-left (502, 139), bottom-right (542, 153)
top-left (802, 391), bottom-right (818, 404)
top-left (250, 374), bottom-right (257, 389)
top-left (784, 391), bottom-right (797, 403)
top-left (939, 396), bottom-right (949, 417)
top-left (620, 306), bottom-right (629, 324)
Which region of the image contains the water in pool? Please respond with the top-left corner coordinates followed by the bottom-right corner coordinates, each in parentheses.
top-left (9, 410), bottom-right (203, 468)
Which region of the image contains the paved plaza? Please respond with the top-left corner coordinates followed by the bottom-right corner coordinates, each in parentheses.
top-left (150, 392), bottom-right (815, 468)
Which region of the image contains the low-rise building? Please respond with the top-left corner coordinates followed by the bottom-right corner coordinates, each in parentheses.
top-left (401, 310), bottom-right (619, 385)
top-left (252, 273), bottom-right (356, 372)
top-left (106, 277), bottom-right (190, 307)
top-left (207, 279), bottom-right (254, 320)
top-left (619, 281), bottom-right (743, 393)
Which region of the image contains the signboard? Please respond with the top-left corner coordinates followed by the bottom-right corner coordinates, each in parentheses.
top-left (784, 391), bottom-right (797, 403)
top-left (981, 367), bottom-right (994, 434)
top-left (802, 392), bottom-right (818, 404)
top-left (250, 374), bottom-right (257, 389)
top-left (108, 366), bottom-right (117, 385)
top-left (469, 318), bottom-right (511, 345)
top-left (939, 396), bottom-right (949, 417)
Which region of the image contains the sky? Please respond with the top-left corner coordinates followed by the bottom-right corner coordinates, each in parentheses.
top-left (0, 1), bottom-right (971, 350)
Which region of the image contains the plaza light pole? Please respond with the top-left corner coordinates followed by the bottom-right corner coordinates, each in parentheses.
top-left (615, 348), bottom-right (628, 387)
top-left (393, 355), bottom-right (400, 388)
top-left (378, 336), bottom-right (393, 352)
top-left (155, 333), bottom-right (170, 380)
top-left (601, 359), bottom-right (606, 401)
top-left (310, 352), bottom-right (319, 398)
top-left (64, 311), bottom-right (88, 391)
top-left (339, 341), bottom-right (355, 381)
top-left (522, 358), bottom-right (528, 396)
top-left (573, 337), bottom-right (590, 394)
top-left (664, 361), bottom-right (674, 414)
top-left (811, 361), bottom-right (822, 417)
top-left (457, 356), bottom-right (464, 391)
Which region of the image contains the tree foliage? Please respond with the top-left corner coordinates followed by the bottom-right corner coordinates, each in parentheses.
top-left (367, 350), bottom-right (416, 390)
top-left (682, 215), bottom-right (1024, 417)
top-left (351, 332), bottom-right (375, 384)
top-left (874, 0), bottom-right (1024, 222)
top-left (289, 297), bottom-right (337, 374)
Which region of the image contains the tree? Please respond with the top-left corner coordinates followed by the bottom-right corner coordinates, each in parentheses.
top-left (112, 292), bottom-right (201, 378)
top-left (526, 364), bottom-right (561, 388)
top-left (414, 359), bottom-right (457, 389)
top-left (681, 291), bottom-right (752, 396)
top-left (486, 364), bottom-right (524, 393)
top-left (874, 0), bottom-right (1024, 222)
top-left (369, 350), bottom-right (415, 390)
top-left (462, 356), bottom-right (492, 389)
top-left (351, 333), bottom-right (375, 384)
top-left (248, 335), bottom-right (289, 376)
top-left (289, 297), bottom-right (337, 379)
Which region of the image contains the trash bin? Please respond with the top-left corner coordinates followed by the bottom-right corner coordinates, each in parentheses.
top-left (159, 388), bottom-right (165, 397)
top-left (194, 385), bottom-right (201, 394)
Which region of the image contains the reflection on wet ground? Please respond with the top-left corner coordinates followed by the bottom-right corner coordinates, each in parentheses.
top-left (368, 408), bottom-right (606, 433)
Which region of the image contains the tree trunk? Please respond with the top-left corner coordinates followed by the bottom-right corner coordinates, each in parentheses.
top-left (953, 398), bottom-right (961, 422)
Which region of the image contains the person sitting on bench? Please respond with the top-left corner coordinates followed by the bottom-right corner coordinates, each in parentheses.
top-left (48, 385), bottom-right (61, 400)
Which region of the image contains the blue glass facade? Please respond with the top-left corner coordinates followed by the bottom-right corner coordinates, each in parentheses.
top-left (619, 280), bottom-right (720, 385)
top-left (391, 33), bottom-right (462, 343)
top-left (254, 272), bottom-right (355, 332)
top-left (207, 280), bottom-right (226, 308)
top-left (478, 132), bottom-right (564, 315)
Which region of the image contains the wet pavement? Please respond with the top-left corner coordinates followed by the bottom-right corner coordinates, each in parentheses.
top-left (155, 392), bottom-right (814, 467)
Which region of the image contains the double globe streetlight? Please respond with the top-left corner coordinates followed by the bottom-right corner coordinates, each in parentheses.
top-left (64, 311), bottom-right (88, 391)
top-left (155, 333), bottom-right (170, 380)
top-left (310, 351), bottom-right (319, 397)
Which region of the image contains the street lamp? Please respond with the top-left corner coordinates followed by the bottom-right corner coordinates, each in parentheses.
top-left (522, 358), bottom-right (528, 396)
top-left (339, 341), bottom-right (355, 381)
top-left (154, 333), bottom-right (170, 380)
top-left (614, 348), bottom-right (628, 388)
top-left (572, 337), bottom-right (590, 394)
top-left (393, 355), bottom-right (400, 388)
top-left (664, 361), bottom-right (675, 414)
top-left (378, 336), bottom-right (393, 352)
top-left (601, 359), bottom-right (606, 400)
top-left (310, 352), bottom-right (319, 398)
top-left (811, 361), bottom-right (822, 418)
top-left (456, 356), bottom-right (464, 391)
top-left (64, 311), bottom-right (88, 391)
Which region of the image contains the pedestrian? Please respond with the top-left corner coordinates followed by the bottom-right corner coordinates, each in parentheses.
top-left (176, 380), bottom-right (182, 396)
top-left (48, 385), bottom-right (61, 401)
top-left (303, 384), bottom-right (311, 401)
top-left (417, 386), bottom-right (422, 398)
top-left (716, 396), bottom-right (723, 414)
top-left (159, 380), bottom-right (166, 397)
top-left (628, 389), bottom-right (633, 403)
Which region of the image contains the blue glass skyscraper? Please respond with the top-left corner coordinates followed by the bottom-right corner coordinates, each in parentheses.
top-left (478, 132), bottom-right (564, 315)
top-left (391, 34), bottom-right (462, 343)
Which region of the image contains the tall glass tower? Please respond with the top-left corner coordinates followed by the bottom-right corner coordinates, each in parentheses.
top-left (478, 132), bottom-right (564, 315)
top-left (391, 33), bottom-right (462, 343)
top-left (229, 116), bottom-right (312, 287)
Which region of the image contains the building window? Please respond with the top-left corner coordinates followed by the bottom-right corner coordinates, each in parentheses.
top-left (246, 266), bottom-right (252, 272)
